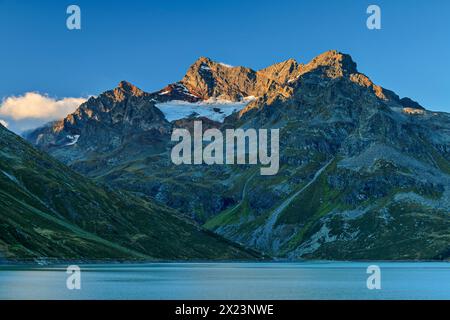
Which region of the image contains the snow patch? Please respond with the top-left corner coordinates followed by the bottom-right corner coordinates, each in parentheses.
top-left (65, 134), bottom-right (80, 146)
top-left (219, 62), bottom-right (233, 68)
top-left (243, 96), bottom-right (257, 102)
top-left (156, 99), bottom-right (252, 123)
top-left (176, 84), bottom-right (190, 92)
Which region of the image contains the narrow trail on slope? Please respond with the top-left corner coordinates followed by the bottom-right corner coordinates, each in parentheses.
top-left (261, 158), bottom-right (335, 238)
top-left (227, 171), bottom-right (257, 214)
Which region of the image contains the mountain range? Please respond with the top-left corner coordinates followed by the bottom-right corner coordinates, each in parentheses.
top-left (4, 50), bottom-right (450, 261)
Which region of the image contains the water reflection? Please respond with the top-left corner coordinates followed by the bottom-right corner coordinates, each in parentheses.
top-left (0, 262), bottom-right (449, 300)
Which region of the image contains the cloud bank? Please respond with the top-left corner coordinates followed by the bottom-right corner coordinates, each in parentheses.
top-left (0, 92), bottom-right (86, 121)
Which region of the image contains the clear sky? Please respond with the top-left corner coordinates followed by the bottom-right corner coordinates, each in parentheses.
top-left (0, 0), bottom-right (449, 132)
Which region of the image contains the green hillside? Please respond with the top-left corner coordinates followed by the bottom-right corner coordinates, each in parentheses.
top-left (0, 124), bottom-right (259, 261)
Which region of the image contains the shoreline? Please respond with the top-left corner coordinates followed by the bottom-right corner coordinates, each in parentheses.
top-left (1, 258), bottom-right (449, 267)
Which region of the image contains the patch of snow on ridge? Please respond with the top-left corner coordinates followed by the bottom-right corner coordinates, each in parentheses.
top-left (219, 62), bottom-right (233, 68)
top-left (243, 96), bottom-right (257, 102)
top-left (156, 98), bottom-right (253, 123)
top-left (65, 135), bottom-right (80, 146)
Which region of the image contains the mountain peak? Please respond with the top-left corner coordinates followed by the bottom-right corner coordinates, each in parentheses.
top-left (195, 56), bottom-right (213, 63)
top-left (190, 57), bottom-right (216, 69)
top-left (305, 50), bottom-right (358, 76)
top-left (116, 80), bottom-right (144, 96)
top-left (181, 57), bottom-right (255, 101)
top-left (314, 50), bottom-right (353, 62)
top-left (258, 58), bottom-right (302, 84)
top-left (191, 57), bottom-right (242, 70)
top-left (281, 58), bottom-right (299, 65)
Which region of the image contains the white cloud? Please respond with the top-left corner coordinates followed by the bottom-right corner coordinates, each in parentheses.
top-left (0, 119), bottom-right (8, 128)
top-left (0, 92), bottom-right (86, 121)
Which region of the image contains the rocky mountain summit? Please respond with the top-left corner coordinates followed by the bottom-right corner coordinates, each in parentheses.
top-left (27, 80), bottom-right (171, 164)
top-left (25, 50), bottom-right (450, 260)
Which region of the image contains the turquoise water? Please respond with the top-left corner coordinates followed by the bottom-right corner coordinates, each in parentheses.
top-left (0, 262), bottom-right (449, 300)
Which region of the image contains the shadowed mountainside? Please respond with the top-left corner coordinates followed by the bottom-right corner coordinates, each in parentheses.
top-left (25, 50), bottom-right (450, 260)
top-left (0, 123), bottom-right (260, 261)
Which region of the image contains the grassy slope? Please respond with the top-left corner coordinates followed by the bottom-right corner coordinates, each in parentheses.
top-left (204, 151), bottom-right (450, 260)
top-left (0, 125), bottom-right (259, 261)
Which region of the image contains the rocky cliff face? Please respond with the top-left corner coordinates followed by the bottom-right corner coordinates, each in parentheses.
top-left (27, 81), bottom-right (171, 164)
top-left (155, 56), bottom-right (295, 102)
top-left (25, 50), bottom-right (450, 260)
top-left (237, 50), bottom-right (401, 120)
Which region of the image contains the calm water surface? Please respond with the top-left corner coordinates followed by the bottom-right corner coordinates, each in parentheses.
top-left (0, 262), bottom-right (449, 300)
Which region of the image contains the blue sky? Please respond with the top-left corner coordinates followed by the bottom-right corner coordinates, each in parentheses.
top-left (0, 0), bottom-right (449, 132)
